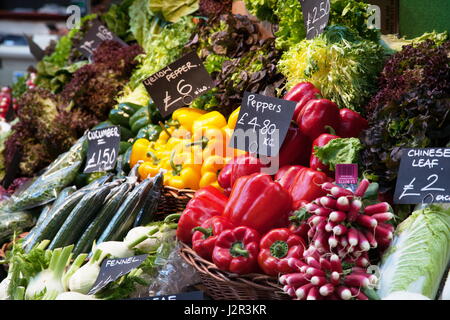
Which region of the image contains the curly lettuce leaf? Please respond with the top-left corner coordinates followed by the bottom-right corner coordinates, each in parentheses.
top-left (314, 137), bottom-right (363, 171)
top-left (149, 0), bottom-right (199, 23)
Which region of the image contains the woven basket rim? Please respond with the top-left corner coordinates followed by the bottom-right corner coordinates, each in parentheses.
top-left (179, 241), bottom-right (285, 293)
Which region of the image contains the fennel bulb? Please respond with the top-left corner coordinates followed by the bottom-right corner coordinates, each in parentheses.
top-left (68, 249), bottom-right (107, 294)
top-left (124, 226), bottom-right (162, 253)
top-left (25, 245), bottom-right (73, 300)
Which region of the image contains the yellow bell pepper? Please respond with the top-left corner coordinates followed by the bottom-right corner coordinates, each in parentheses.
top-left (172, 108), bottom-right (206, 132)
top-left (138, 162), bottom-right (161, 180)
top-left (192, 111), bottom-right (227, 134)
top-left (228, 107), bottom-right (240, 129)
top-left (173, 152), bottom-right (202, 172)
top-left (199, 171), bottom-right (218, 188)
top-left (168, 167), bottom-right (201, 190)
top-left (201, 155), bottom-right (225, 176)
top-left (210, 181), bottom-right (223, 192)
top-left (130, 139), bottom-right (150, 168)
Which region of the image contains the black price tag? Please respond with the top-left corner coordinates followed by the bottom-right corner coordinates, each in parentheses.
top-left (130, 291), bottom-right (204, 300)
top-left (230, 92), bottom-right (296, 157)
top-left (300, 0), bottom-right (331, 39)
top-left (88, 254), bottom-right (148, 295)
top-left (84, 126), bottom-right (121, 174)
top-left (394, 148), bottom-right (450, 204)
top-left (143, 51), bottom-right (215, 117)
top-left (78, 19), bottom-right (127, 59)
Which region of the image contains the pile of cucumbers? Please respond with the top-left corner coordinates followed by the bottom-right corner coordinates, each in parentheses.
top-left (23, 169), bottom-right (163, 256)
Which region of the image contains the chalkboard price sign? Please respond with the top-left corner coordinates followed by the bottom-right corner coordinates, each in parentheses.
top-left (230, 92), bottom-right (296, 157)
top-left (88, 254), bottom-right (149, 295)
top-left (78, 19), bottom-right (127, 58)
top-left (143, 51), bottom-right (215, 117)
top-left (394, 148), bottom-right (450, 204)
top-left (84, 126), bottom-right (121, 174)
top-left (300, 0), bottom-right (331, 39)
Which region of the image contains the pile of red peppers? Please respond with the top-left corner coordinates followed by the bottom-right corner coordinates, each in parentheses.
top-left (176, 82), bottom-right (370, 277)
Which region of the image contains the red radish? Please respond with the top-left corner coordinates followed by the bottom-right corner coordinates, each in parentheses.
top-left (371, 212), bottom-right (394, 223)
top-left (287, 258), bottom-right (307, 270)
top-left (283, 273), bottom-right (309, 287)
top-left (347, 209), bottom-right (359, 222)
top-left (319, 257), bottom-right (332, 271)
top-left (330, 254), bottom-right (343, 273)
top-left (337, 286), bottom-right (352, 300)
top-left (315, 207), bottom-right (333, 217)
top-left (319, 283), bottom-right (335, 296)
top-left (357, 230), bottom-right (370, 251)
top-left (336, 196), bottom-right (350, 211)
top-left (356, 214), bottom-right (377, 228)
top-left (328, 234), bottom-right (338, 248)
top-left (283, 285), bottom-right (296, 297)
top-left (363, 229), bottom-right (377, 248)
top-left (349, 287), bottom-right (369, 300)
top-left (310, 276), bottom-right (327, 286)
top-left (376, 236), bottom-right (393, 248)
top-left (330, 272), bottom-right (340, 285)
top-left (364, 202), bottom-right (390, 215)
top-left (305, 257), bottom-right (322, 270)
top-left (355, 255), bottom-right (370, 268)
top-left (333, 224), bottom-right (347, 236)
top-left (354, 179), bottom-right (370, 197)
top-left (306, 286), bottom-right (320, 300)
top-left (329, 211), bottom-right (347, 223)
top-left (306, 267), bottom-right (326, 277)
top-left (320, 182), bottom-right (335, 192)
top-left (350, 199), bottom-right (362, 210)
top-left (351, 267), bottom-right (369, 274)
top-left (305, 203), bottom-right (320, 212)
top-left (330, 186), bottom-right (354, 198)
top-left (339, 235), bottom-right (349, 247)
top-left (296, 283), bottom-right (314, 299)
top-left (344, 274), bottom-right (370, 288)
top-left (325, 221), bottom-right (336, 232)
top-left (378, 223), bottom-right (395, 233)
top-left (309, 215), bottom-right (327, 226)
top-left (319, 196), bottom-right (337, 209)
top-left (307, 227), bottom-right (316, 239)
top-left (374, 225), bottom-right (393, 239)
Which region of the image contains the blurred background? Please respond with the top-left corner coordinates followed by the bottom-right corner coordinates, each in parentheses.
top-left (0, 0), bottom-right (448, 87)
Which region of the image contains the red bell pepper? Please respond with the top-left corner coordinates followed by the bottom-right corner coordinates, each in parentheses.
top-left (277, 127), bottom-right (311, 168)
top-left (212, 226), bottom-right (261, 275)
top-left (192, 216), bottom-right (234, 261)
top-left (223, 173), bottom-right (292, 234)
top-left (283, 82), bottom-right (322, 121)
top-left (337, 108), bottom-right (369, 138)
top-left (310, 133), bottom-right (340, 176)
top-left (274, 165), bottom-right (306, 192)
top-left (289, 168), bottom-right (332, 210)
top-left (257, 228), bottom-right (306, 276)
top-left (296, 99), bottom-right (340, 141)
top-left (218, 155), bottom-right (266, 193)
top-left (176, 186), bottom-right (229, 243)
top-left (217, 158), bottom-right (235, 196)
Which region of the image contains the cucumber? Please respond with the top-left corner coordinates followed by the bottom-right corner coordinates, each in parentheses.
top-left (121, 146), bottom-right (132, 174)
top-left (129, 107), bottom-right (149, 128)
top-left (96, 179), bottom-right (152, 243)
top-left (48, 184), bottom-right (112, 249)
top-left (133, 172), bottom-right (163, 227)
top-left (131, 117), bottom-right (150, 134)
top-left (23, 190), bottom-right (89, 252)
top-left (118, 102), bottom-right (143, 114)
top-left (92, 121), bottom-right (114, 131)
top-left (23, 176), bottom-right (112, 252)
top-left (73, 183), bottom-right (132, 255)
top-left (0, 211), bottom-right (36, 244)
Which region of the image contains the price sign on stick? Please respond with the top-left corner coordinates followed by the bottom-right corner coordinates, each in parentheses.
top-left (143, 51), bottom-right (215, 117)
top-left (88, 255), bottom-right (148, 295)
top-left (77, 19), bottom-right (127, 59)
top-left (394, 148), bottom-right (450, 204)
top-left (230, 92), bottom-right (296, 157)
top-left (84, 126), bottom-right (121, 173)
top-left (299, 0), bottom-right (331, 39)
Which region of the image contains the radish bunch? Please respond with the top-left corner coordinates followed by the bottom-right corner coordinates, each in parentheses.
top-left (302, 179), bottom-right (394, 259)
top-left (280, 246), bottom-right (378, 300)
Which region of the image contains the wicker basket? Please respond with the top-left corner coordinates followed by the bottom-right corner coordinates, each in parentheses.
top-left (157, 186), bottom-right (195, 215)
top-left (179, 242), bottom-right (289, 300)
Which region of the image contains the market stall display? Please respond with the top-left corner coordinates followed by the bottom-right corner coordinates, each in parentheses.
top-left (0, 0), bottom-right (449, 301)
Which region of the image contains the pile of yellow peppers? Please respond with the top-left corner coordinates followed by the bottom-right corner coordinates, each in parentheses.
top-left (130, 107), bottom-right (245, 191)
